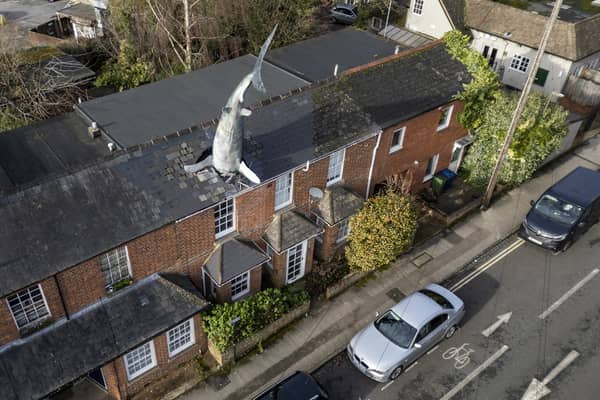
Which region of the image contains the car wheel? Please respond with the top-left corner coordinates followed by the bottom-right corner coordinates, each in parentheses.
top-left (390, 365), bottom-right (403, 380)
top-left (445, 325), bottom-right (458, 339)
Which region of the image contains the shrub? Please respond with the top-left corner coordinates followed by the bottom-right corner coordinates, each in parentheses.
top-left (202, 288), bottom-right (308, 352)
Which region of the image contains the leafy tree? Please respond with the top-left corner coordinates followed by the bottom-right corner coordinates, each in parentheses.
top-left (346, 190), bottom-right (417, 272)
top-left (95, 39), bottom-right (156, 91)
top-left (462, 91), bottom-right (568, 187)
top-left (444, 30), bottom-right (501, 131)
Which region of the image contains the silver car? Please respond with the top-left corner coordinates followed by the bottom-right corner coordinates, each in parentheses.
top-left (347, 283), bottom-right (465, 382)
top-left (330, 3), bottom-right (358, 25)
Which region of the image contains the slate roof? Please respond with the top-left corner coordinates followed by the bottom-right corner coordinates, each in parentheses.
top-left (265, 27), bottom-right (401, 82)
top-left (76, 54), bottom-right (309, 148)
top-left (0, 274), bottom-right (208, 400)
top-left (57, 2), bottom-right (97, 22)
top-left (313, 185), bottom-right (364, 226)
top-left (263, 210), bottom-right (322, 253)
top-left (0, 112), bottom-right (111, 194)
top-left (342, 41), bottom-right (470, 128)
top-left (205, 238), bottom-right (269, 285)
top-left (441, 0), bottom-right (465, 31)
top-left (465, 0), bottom-right (600, 61)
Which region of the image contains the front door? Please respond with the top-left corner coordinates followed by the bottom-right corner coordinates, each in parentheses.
top-left (286, 241), bottom-right (307, 284)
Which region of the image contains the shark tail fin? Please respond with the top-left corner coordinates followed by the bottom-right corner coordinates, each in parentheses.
top-left (251, 25), bottom-right (278, 93)
top-left (239, 161), bottom-right (261, 184)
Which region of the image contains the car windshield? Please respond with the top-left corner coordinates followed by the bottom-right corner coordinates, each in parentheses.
top-left (534, 194), bottom-right (583, 226)
top-left (374, 310), bottom-right (417, 349)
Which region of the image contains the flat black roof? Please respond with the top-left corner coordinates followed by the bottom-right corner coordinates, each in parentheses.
top-left (266, 27), bottom-right (402, 82)
top-left (76, 54), bottom-right (309, 148)
top-left (549, 167), bottom-right (600, 207)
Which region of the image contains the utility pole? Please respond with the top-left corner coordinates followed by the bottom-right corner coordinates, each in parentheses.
top-left (481, 0), bottom-right (563, 209)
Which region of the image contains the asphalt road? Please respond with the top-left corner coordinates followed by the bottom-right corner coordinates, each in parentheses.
top-left (313, 223), bottom-right (600, 400)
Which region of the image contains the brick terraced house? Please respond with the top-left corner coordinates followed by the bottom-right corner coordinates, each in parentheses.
top-left (0, 38), bottom-right (470, 400)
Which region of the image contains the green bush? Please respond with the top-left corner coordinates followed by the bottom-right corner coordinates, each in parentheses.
top-left (202, 288), bottom-right (308, 352)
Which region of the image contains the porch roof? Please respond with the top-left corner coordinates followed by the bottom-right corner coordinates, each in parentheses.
top-left (313, 185), bottom-right (364, 226)
top-left (263, 210), bottom-right (322, 253)
top-left (205, 238), bottom-right (269, 285)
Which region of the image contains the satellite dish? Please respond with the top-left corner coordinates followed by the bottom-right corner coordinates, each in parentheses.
top-left (309, 187), bottom-right (324, 199)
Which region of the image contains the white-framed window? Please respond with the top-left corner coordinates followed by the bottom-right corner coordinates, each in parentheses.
top-left (315, 217), bottom-right (326, 243)
top-left (390, 127), bottom-right (406, 153)
top-left (124, 341), bottom-right (157, 381)
top-left (231, 271), bottom-right (250, 301)
top-left (510, 54), bottom-right (530, 73)
top-left (286, 241), bottom-right (307, 284)
top-left (274, 172), bottom-right (293, 211)
top-left (370, 16), bottom-right (383, 31)
top-left (327, 149), bottom-right (345, 186)
top-left (7, 284), bottom-right (50, 329)
top-left (100, 246), bottom-right (131, 289)
top-left (413, 0), bottom-right (424, 15)
top-left (423, 154), bottom-right (439, 182)
top-left (436, 106), bottom-right (453, 131)
top-left (215, 198), bottom-right (235, 238)
top-left (167, 319), bottom-right (195, 357)
top-left (336, 219), bottom-right (351, 243)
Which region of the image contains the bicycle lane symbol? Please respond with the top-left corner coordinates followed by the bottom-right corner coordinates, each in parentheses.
top-left (442, 343), bottom-right (474, 370)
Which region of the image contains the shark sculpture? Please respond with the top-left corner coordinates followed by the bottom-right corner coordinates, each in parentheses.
top-left (184, 25), bottom-right (278, 184)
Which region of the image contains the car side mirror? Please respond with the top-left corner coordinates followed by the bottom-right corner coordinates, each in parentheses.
top-left (530, 200), bottom-right (535, 207)
top-left (413, 343), bottom-right (422, 349)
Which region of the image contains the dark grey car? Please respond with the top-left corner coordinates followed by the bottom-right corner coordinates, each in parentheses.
top-left (330, 3), bottom-right (358, 25)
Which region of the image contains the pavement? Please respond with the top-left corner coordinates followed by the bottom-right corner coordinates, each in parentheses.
top-left (179, 133), bottom-right (600, 400)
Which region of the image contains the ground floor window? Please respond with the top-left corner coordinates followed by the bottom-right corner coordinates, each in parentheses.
top-left (125, 341), bottom-right (157, 381)
top-left (336, 219), bottom-right (351, 243)
top-left (167, 319), bottom-right (196, 357)
top-left (231, 271), bottom-right (250, 300)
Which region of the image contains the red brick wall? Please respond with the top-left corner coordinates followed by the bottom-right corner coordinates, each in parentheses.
top-left (236, 183), bottom-right (275, 240)
top-left (293, 158), bottom-right (329, 214)
top-left (0, 298), bottom-right (19, 345)
top-left (128, 224), bottom-right (179, 280)
top-left (269, 251), bottom-right (287, 289)
top-left (372, 100), bottom-right (467, 193)
top-left (249, 266), bottom-right (262, 296)
top-left (343, 136), bottom-right (377, 196)
top-left (56, 258), bottom-right (105, 315)
top-left (175, 209), bottom-right (215, 264)
top-left (40, 277), bottom-right (66, 321)
top-left (316, 224), bottom-right (340, 261)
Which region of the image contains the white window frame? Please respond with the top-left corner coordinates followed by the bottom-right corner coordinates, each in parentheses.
top-left (214, 198), bottom-right (236, 239)
top-left (274, 172), bottom-right (293, 211)
top-left (124, 340), bottom-right (157, 381)
top-left (231, 271), bottom-right (250, 301)
top-left (510, 54), bottom-right (530, 73)
top-left (315, 217), bottom-right (326, 243)
top-left (6, 284), bottom-right (51, 329)
top-left (389, 127), bottom-right (406, 153)
top-left (413, 0), bottom-right (424, 15)
top-left (286, 241), bottom-right (307, 284)
top-left (326, 149), bottom-right (345, 186)
top-left (336, 219), bottom-right (351, 243)
top-left (99, 246), bottom-right (132, 289)
top-left (167, 318), bottom-right (196, 358)
top-left (423, 153), bottom-right (439, 182)
top-left (436, 106), bottom-right (453, 132)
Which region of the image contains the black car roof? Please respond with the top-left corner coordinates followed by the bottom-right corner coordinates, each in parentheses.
top-left (547, 167), bottom-right (600, 207)
top-left (254, 371), bottom-right (326, 400)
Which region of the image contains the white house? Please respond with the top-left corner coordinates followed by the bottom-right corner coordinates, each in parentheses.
top-left (405, 0), bottom-right (464, 39)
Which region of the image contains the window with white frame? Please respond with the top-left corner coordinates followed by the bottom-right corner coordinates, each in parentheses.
top-left (436, 106), bottom-right (453, 131)
top-left (315, 217), bottom-right (326, 243)
top-left (214, 198), bottom-right (235, 238)
top-left (286, 241), bottom-right (306, 284)
top-left (510, 54), bottom-right (530, 73)
top-left (336, 219), bottom-right (351, 243)
top-left (7, 284), bottom-right (50, 329)
top-left (124, 341), bottom-right (157, 381)
top-left (274, 172), bottom-right (293, 210)
top-left (231, 271), bottom-right (250, 300)
top-left (413, 0), bottom-right (424, 15)
top-left (423, 154), bottom-right (439, 181)
top-left (167, 319), bottom-right (195, 357)
top-left (327, 149), bottom-right (345, 186)
top-left (99, 246), bottom-right (131, 289)
top-left (390, 127), bottom-right (406, 153)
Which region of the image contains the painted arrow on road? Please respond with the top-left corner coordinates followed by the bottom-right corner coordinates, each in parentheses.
top-left (521, 350), bottom-right (579, 400)
top-left (482, 312), bottom-right (512, 337)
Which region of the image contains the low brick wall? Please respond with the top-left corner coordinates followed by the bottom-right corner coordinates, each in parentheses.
top-left (325, 271), bottom-right (369, 299)
top-left (208, 301), bottom-right (310, 366)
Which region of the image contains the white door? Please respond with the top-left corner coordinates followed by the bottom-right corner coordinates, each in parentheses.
top-left (286, 241), bottom-right (307, 284)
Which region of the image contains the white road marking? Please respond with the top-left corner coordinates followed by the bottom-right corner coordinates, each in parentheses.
top-left (482, 312), bottom-right (512, 337)
top-left (439, 345), bottom-right (509, 400)
top-left (538, 268), bottom-right (600, 319)
top-left (521, 350), bottom-right (579, 400)
top-left (427, 344), bottom-right (440, 355)
top-left (380, 381), bottom-right (394, 391)
top-left (405, 362), bottom-right (418, 372)
top-left (451, 239), bottom-right (524, 292)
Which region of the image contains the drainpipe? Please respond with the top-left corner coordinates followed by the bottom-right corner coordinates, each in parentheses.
top-left (54, 275), bottom-right (70, 320)
top-left (365, 130), bottom-right (383, 199)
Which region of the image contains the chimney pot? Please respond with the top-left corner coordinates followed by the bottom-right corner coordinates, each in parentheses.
top-left (108, 142), bottom-right (116, 152)
top-left (88, 122), bottom-right (100, 138)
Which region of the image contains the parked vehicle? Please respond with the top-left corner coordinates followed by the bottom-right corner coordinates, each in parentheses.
top-left (520, 167), bottom-right (600, 252)
top-left (347, 283), bottom-right (465, 382)
top-left (330, 3), bottom-right (358, 25)
top-left (254, 371), bottom-right (329, 399)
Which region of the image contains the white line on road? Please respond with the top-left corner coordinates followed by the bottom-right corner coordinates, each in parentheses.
top-left (439, 345), bottom-right (509, 400)
top-left (542, 350), bottom-right (579, 385)
top-left (380, 381), bottom-right (394, 391)
top-left (451, 239), bottom-right (524, 292)
top-left (538, 268), bottom-right (600, 320)
top-left (521, 350), bottom-right (579, 400)
top-left (405, 362), bottom-right (418, 372)
top-left (427, 344), bottom-right (440, 355)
